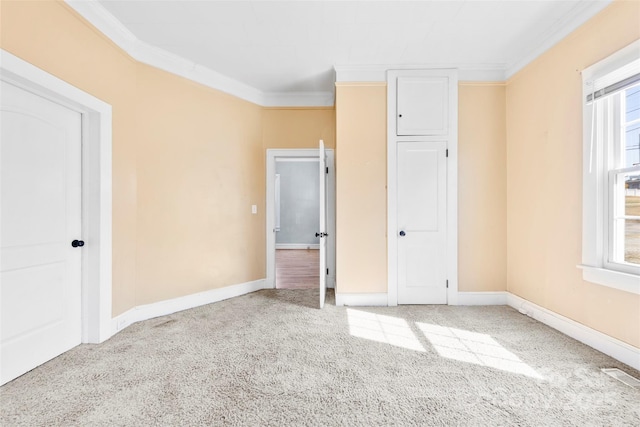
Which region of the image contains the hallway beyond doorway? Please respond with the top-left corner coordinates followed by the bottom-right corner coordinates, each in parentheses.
top-left (275, 249), bottom-right (319, 289)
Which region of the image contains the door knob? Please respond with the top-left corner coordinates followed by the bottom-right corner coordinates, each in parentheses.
top-left (399, 231), bottom-right (406, 237)
top-left (71, 240), bottom-right (85, 247)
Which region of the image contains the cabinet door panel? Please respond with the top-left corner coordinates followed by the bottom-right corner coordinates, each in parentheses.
top-left (397, 76), bottom-right (448, 136)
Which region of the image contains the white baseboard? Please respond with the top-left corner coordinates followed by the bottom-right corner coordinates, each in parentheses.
top-left (335, 292), bottom-right (388, 307)
top-left (111, 279), bottom-right (268, 335)
top-left (456, 291), bottom-right (508, 305)
top-left (507, 293), bottom-right (640, 371)
top-left (275, 244), bottom-right (319, 250)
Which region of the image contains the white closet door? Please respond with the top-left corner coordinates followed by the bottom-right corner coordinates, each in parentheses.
top-left (396, 141), bottom-right (447, 304)
top-left (1, 81), bottom-right (82, 385)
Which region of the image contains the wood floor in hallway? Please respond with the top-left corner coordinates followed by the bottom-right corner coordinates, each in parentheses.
top-left (275, 249), bottom-right (319, 289)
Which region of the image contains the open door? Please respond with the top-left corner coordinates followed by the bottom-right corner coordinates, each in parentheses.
top-left (319, 140), bottom-right (327, 308)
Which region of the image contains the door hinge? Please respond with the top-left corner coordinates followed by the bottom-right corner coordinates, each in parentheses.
top-left (446, 149), bottom-right (449, 158)
top-left (446, 280), bottom-right (449, 288)
top-left (326, 268), bottom-right (329, 275)
top-left (326, 166), bottom-right (329, 174)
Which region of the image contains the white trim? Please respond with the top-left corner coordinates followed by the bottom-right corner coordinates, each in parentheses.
top-left (1, 49), bottom-right (113, 344)
top-left (275, 244), bottom-right (320, 250)
top-left (276, 157), bottom-right (320, 163)
top-left (582, 40), bottom-right (640, 88)
top-left (578, 265), bottom-right (640, 295)
top-left (386, 69), bottom-right (459, 306)
top-left (266, 149), bottom-right (336, 289)
top-left (64, 0), bottom-right (332, 107)
top-left (335, 293), bottom-right (388, 307)
top-left (456, 292), bottom-right (508, 306)
top-left (507, 293), bottom-right (640, 371)
top-left (505, 0), bottom-right (612, 79)
top-left (112, 279), bottom-right (268, 334)
top-left (262, 91), bottom-right (334, 108)
top-left (335, 64), bottom-right (505, 83)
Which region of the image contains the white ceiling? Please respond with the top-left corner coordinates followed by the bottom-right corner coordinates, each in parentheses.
top-left (77, 0), bottom-right (611, 105)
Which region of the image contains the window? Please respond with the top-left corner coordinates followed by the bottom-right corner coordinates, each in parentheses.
top-left (613, 86), bottom-right (640, 267)
top-left (581, 40), bottom-right (640, 295)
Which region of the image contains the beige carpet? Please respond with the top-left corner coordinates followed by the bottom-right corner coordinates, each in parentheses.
top-left (1, 289), bottom-right (639, 426)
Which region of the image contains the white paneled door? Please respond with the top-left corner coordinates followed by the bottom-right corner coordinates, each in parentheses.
top-left (318, 140), bottom-right (327, 309)
top-left (397, 141), bottom-right (447, 304)
top-left (1, 81), bottom-right (82, 385)
top-left (396, 76), bottom-right (449, 136)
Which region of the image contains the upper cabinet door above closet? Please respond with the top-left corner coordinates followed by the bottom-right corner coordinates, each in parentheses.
top-left (396, 76), bottom-right (449, 136)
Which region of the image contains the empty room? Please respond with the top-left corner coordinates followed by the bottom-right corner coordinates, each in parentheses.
top-left (1, 0), bottom-right (639, 425)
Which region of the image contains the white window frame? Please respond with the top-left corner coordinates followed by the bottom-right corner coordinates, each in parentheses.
top-left (580, 39), bottom-right (640, 295)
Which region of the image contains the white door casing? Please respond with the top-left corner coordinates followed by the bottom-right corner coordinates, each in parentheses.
top-left (397, 141), bottom-right (448, 304)
top-left (387, 69), bottom-right (458, 306)
top-left (1, 81), bottom-right (83, 384)
top-left (0, 50), bottom-right (113, 351)
top-left (319, 140), bottom-right (327, 308)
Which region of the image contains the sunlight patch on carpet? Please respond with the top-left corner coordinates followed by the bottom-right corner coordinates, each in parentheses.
top-left (417, 322), bottom-right (543, 379)
top-left (347, 309), bottom-right (425, 352)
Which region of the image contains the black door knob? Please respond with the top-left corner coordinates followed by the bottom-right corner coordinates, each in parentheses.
top-left (71, 240), bottom-right (85, 247)
top-left (399, 231), bottom-right (406, 237)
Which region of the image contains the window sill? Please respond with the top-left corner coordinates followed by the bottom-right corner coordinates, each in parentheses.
top-left (578, 265), bottom-right (640, 295)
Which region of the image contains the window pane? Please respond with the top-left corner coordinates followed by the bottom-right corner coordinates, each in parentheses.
top-left (613, 171), bottom-right (640, 266)
top-left (627, 173), bottom-right (640, 217)
top-left (622, 172), bottom-right (640, 265)
top-left (626, 85), bottom-right (640, 122)
top-left (626, 125), bottom-right (640, 167)
top-left (625, 85), bottom-right (640, 168)
top-left (624, 219), bottom-right (640, 265)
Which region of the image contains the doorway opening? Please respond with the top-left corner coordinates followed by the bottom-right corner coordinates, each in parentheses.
top-left (274, 158), bottom-right (320, 289)
top-left (266, 148), bottom-right (335, 292)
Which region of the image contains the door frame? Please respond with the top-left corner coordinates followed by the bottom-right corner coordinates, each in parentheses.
top-left (266, 148), bottom-right (336, 289)
top-left (387, 69), bottom-right (459, 306)
top-left (1, 50), bottom-right (113, 343)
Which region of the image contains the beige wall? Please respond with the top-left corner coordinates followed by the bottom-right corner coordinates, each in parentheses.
top-left (506, 0), bottom-right (640, 347)
top-left (459, 84), bottom-right (507, 292)
top-left (335, 84), bottom-right (387, 293)
top-left (1, 0), bottom-right (140, 315)
top-left (134, 65), bottom-right (264, 305)
top-left (262, 108), bottom-right (335, 150)
top-left (1, 0), bottom-right (266, 314)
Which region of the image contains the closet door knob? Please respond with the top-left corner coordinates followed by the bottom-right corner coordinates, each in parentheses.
top-left (71, 240), bottom-right (85, 247)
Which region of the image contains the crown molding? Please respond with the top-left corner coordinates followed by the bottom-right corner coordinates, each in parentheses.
top-left (262, 91), bottom-right (335, 107)
top-left (334, 64), bottom-right (506, 83)
top-left (67, 0), bottom-right (611, 104)
top-left (505, 0), bottom-right (612, 79)
top-left (66, 0), bottom-right (137, 52)
top-left (65, 0), bottom-right (330, 107)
